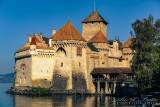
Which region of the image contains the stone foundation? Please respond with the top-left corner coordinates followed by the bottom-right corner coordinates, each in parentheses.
top-left (52, 74), bottom-right (69, 90)
top-left (72, 72), bottom-right (87, 91)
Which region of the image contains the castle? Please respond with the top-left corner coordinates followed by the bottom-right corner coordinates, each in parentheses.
top-left (14, 11), bottom-right (133, 94)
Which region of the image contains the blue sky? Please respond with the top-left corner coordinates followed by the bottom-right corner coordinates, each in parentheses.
top-left (0, 0), bottom-right (160, 74)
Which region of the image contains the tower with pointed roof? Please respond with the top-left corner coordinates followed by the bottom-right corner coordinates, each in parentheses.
top-left (50, 22), bottom-right (88, 91)
top-left (82, 12), bottom-right (108, 41)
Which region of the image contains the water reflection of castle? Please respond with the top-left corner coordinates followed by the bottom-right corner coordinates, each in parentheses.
top-left (14, 95), bottom-right (158, 107)
top-left (14, 95), bottom-right (116, 107)
top-left (14, 10), bottom-right (133, 94)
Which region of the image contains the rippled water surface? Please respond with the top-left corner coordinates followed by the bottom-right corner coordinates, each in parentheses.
top-left (0, 83), bottom-right (154, 107)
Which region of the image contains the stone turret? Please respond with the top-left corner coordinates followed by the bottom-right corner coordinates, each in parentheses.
top-left (30, 37), bottom-right (37, 49)
top-left (121, 37), bottom-right (133, 67)
top-left (28, 34), bottom-right (32, 43)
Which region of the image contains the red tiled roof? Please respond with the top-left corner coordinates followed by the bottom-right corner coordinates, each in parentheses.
top-left (91, 67), bottom-right (132, 74)
top-left (82, 12), bottom-right (108, 24)
top-left (16, 47), bottom-right (30, 53)
top-left (37, 46), bottom-right (54, 50)
top-left (16, 35), bottom-right (53, 53)
top-left (50, 22), bottom-right (86, 41)
top-left (121, 37), bottom-right (132, 48)
top-left (33, 36), bottom-right (41, 43)
top-left (88, 31), bottom-right (108, 43)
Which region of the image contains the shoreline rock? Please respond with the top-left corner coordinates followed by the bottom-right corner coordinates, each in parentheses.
top-left (6, 87), bottom-right (51, 96)
top-left (6, 87), bottom-right (94, 96)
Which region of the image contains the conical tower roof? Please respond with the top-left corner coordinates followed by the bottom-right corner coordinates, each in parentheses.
top-left (82, 12), bottom-right (108, 24)
top-left (121, 37), bottom-right (132, 48)
top-left (30, 37), bottom-right (37, 45)
top-left (50, 22), bottom-right (86, 41)
top-left (88, 31), bottom-right (108, 43)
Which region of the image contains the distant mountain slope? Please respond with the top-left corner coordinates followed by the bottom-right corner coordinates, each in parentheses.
top-left (0, 73), bottom-right (14, 83)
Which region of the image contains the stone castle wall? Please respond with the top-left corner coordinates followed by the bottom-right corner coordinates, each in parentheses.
top-left (107, 58), bottom-right (126, 67)
top-left (31, 54), bottom-right (55, 88)
top-left (51, 41), bottom-right (88, 91)
top-left (14, 49), bottom-right (55, 88)
top-left (109, 41), bottom-right (122, 57)
top-left (14, 56), bottom-right (32, 87)
top-left (52, 45), bottom-right (72, 90)
top-left (71, 45), bottom-right (88, 91)
top-left (122, 48), bottom-right (133, 67)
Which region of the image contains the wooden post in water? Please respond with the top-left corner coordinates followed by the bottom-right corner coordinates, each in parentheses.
top-left (97, 82), bottom-right (100, 93)
top-left (105, 82), bottom-right (109, 94)
top-left (113, 81), bottom-right (116, 94)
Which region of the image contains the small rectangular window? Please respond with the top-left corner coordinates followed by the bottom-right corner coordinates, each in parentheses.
top-left (77, 47), bottom-right (82, 56)
top-left (61, 63), bottom-right (63, 67)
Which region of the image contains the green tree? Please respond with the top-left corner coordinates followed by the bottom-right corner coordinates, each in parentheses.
top-left (116, 74), bottom-right (128, 82)
top-left (152, 46), bottom-right (160, 89)
top-left (151, 17), bottom-right (160, 88)
top-left (130, 15), bottom-right (160, 90)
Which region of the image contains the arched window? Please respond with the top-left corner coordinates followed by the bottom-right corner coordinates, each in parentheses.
top-left (56, 47), bottom-right (66, 57)
top-left (21, 64), bottom-right (26, 71)
top-left (56, 47), bottom-right (66, 55)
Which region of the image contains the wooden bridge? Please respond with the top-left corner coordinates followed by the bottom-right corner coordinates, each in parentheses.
top-left (92, 78), bottom-right (122, 94)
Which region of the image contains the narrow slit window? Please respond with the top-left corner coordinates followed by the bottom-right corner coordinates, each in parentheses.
top-left (77, 47), bottom-right (82, 56)
top-left (61, 63), bottom-right (63, 67)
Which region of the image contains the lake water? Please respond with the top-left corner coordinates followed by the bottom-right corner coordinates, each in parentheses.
top-left (0, 83), bottom-right (156, 107)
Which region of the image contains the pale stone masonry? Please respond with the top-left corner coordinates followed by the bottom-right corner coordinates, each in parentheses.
top-left (14, 11), bottom-right (133, 93)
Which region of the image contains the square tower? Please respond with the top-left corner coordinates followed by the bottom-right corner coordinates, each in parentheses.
top-left (82, 12), bottom-right (108, 41)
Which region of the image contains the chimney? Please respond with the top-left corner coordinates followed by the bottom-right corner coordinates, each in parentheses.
top-left (52, 29), bottom-right (56, 35)
top-left (28, 34), bottom-right (32, 43)
top-left (35, 33), bottom-right (38, 37)
top-left (40, 32), bottom-right (43, 39)
top-left (49, 39), bottom-right (52, 47)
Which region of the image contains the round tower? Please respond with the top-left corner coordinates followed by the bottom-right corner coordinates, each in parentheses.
top-left (50, 22), bottom-right (89, 91)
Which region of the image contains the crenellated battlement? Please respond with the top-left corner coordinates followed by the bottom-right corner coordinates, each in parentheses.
top-left (52, 40), bottom-right (87, 48)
